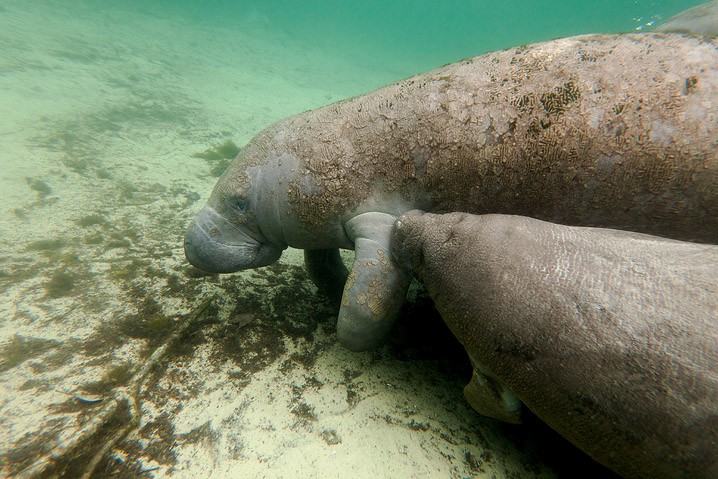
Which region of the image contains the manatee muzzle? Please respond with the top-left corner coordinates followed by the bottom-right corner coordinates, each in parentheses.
top-left (184, 204), bottom-right (284, 273)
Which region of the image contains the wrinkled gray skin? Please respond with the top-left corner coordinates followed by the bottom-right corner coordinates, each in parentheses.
top-left (185, 32), bottom-right (718, 351)
top-left (391, 212), bottom-right (718, 479)
top-left (657, 1), bottom-right (718, 36)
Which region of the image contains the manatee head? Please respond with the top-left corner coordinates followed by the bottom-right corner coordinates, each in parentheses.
top-left (183, 201), bottom-right (285, 273)
top-left (184, 119), bottom-right (355, 273)
top-left (184, 133), bottom-right (289, 273)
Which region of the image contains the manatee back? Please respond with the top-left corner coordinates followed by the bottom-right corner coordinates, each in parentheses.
top-left (461, 215), bottom-right (718, 479)
top-left (276, 34), bottom-right (718, 242)
top-left (395, 212), bottom-right (718, 479)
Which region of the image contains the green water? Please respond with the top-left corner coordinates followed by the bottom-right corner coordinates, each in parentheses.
top-left (122, 0), bottom-right (703, 75)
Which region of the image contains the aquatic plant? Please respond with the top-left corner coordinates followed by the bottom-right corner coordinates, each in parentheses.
top-left (192, 139), bottom-right (240, 162)
top-left (192, 139), bottom-right (241, 177)
top-left (26, 239), bottom-right (67, 252)
top-left (26, 177), bottom-right (52, 197)
top-left (0, 335), bottom-right (59, 373)
top-left (77, 214), bottom-right (107, 228)
top-left (45, 269), bottom-right (77, 298)
top-left (101, 363), bottom-right (135, 389)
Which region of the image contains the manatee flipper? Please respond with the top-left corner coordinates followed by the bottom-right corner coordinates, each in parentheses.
top-left (337, 212), bottom-right (412, 351)
top-left (464, 354), bottom-right (522, 424)
top-left (304, 249), bottom-right (349, 304)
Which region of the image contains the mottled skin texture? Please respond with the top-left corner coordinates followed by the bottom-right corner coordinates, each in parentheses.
top-left (391, 212), bottom-right (718, 479)
top-left (185, 33), bottom-right (718, 351)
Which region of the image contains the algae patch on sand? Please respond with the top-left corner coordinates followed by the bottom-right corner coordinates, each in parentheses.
top-left (192, 139), bottom-right (241, 177)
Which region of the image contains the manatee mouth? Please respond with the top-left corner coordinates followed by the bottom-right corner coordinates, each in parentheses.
top-left (184, 205), bottom-right (284, 273)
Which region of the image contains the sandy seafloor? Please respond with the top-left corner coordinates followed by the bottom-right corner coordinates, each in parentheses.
top-left (0, 0), bottom-right (687, 477)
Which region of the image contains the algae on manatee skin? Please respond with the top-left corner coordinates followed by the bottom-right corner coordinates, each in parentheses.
top-left (192, 139), bottom-right (241, 177)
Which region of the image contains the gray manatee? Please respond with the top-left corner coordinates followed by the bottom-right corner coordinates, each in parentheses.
top-left (656, 1), bottom-right (718, 36)
top-left (390, 212), bottom-right (718, 479)
top-left (184, 33), bottom-right (718, 351)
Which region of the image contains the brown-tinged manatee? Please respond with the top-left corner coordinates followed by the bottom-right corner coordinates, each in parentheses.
top-left (390, 211), bottom-right (718, 479)
top-left (184, 33), bottom-right (718, 351)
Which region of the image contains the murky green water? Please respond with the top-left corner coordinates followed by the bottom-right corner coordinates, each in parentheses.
top-left (119, 0), bottom-right (702, 73)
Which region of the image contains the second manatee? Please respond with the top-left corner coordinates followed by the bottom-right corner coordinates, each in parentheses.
top-left (391, 212), bottom-right (718, 479)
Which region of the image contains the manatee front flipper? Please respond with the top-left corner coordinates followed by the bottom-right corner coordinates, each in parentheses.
top-left (464, 354), bottom-right (522, 424)
top-left (304, 249), bottom-right (349, 304)
top-left (337, 212), bottom-right (412, 351)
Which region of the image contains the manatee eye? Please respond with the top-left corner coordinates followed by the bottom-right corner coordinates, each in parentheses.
top-left (226, 195), bottom-right (249, 213)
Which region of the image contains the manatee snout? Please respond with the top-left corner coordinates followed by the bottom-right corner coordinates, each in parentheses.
top-left (392, 211), bottom-right (470, 275)
top-left (184, 204), bottom-right (284, 273)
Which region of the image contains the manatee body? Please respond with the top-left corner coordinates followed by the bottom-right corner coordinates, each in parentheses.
top-left (657, 1), bottom-right (718, 36)
top-left (185, 33), bottom-right (718, 351)
top-left (391, 212), bottom-right (718, 479)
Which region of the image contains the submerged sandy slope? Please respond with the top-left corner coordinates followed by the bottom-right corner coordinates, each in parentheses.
top-left (0, 2), bottom-right (616, 478)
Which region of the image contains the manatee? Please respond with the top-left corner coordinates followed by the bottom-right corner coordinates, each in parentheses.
top-left (184, 33), bottom-right (718, 351)
top-left (390, 211), bottom-right (718, 479)
top-left (656, 1), bottom-right (718, 36)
